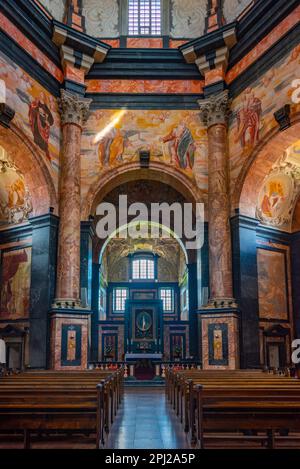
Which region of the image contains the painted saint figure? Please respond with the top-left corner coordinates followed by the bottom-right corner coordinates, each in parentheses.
top-left (162, 123), bottom-right (195, 169)
top-left (235, 89), bottom-right (262, 148)
top-left (28, 92), bottom-right (54, 160)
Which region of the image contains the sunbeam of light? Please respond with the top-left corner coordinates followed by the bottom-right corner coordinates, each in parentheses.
top-left (93, 109), bottom-right (126, 144)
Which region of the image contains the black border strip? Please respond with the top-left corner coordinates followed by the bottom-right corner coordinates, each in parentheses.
top-left (0, 29), bottom-right (61, 97)
top-left (0, 0), bottom-right (61, 68)
top-left (87, 93), bottom-right (203, 110)
top-left (229, 24), bottom-right (300, 99)
top-left (229, 0), bottom-right (300, 68)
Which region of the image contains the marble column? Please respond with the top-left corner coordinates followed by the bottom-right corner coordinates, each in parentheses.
top-left (54, 90), bottom-right (91, 307)
top-left (198, 91), bottom-right (239, 369)
top-left (50, 91), bottom-right (91, 371)
top-left (198, 90), bottom-right (237, 309)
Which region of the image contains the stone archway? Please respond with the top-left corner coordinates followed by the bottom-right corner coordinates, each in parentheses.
top-left (81, 161), bottom-right (205, 221)
top-left (0, 124), bottom-right (58, 216)
top-left (234, 119), bottom-right (300, 217)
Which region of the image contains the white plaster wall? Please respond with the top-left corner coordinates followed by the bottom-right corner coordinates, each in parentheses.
top-left (40, 0), bottom-right (66, 22)
top-left (222, 0), bottom-right (253, 23)
top-left (83, 0), bottom-right (119, 38)
top-left (170, 0), bottom-right (207, 38)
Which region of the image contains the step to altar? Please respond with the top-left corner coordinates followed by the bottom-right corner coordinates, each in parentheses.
top-left (124, 377), bottom-right (165, 387)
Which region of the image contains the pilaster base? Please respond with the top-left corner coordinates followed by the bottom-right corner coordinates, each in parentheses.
top-left (50, 310), bottom-right (91, 370)
top-left (198, 308), bottom-right (240, 370)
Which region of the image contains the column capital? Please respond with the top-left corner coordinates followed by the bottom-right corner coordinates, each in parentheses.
top-left (198, 90), bottom-right (231, 127)
top-left (58, 90), bottom-right (91, 127)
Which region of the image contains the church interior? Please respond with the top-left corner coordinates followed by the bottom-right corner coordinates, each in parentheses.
top-left (0, 0), bottom-right (300, 451)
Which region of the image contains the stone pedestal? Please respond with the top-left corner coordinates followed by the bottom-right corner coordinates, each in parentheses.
top-left (198, 309), bottom-right (240, 370)
top-left (50, 312), bottom-right (90, 370)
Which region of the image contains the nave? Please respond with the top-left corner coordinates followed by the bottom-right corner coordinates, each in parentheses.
top-left (106, 388), bottom-right (190, 449)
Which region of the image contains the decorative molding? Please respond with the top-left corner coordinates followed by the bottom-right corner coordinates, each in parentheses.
top-left (52, 20), bottom-right (110, 68)
top-left (202, 297), bottom-right (238, 309)
top-left (51, 298), bottom-right (90, 310)
top-left (58, 89), bottom-right (91, 126)
top-left (0, 103), bottom-right (15, 128)
top-left (198, 90), bottom-right (231, 127)
top-left (180, 23), bottom-right (237, 73)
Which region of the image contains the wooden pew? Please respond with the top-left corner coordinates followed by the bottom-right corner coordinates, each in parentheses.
top-left (0, 368), bottom-right (124, 449)
top-left (166, 368), bottom-right (300, 448)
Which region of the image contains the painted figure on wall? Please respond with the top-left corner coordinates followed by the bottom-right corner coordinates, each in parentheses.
top-left (28, 92), bottom-right (54, 160)
top-left (0, 247), bottom-right (31, 320)
top-left (213, 328), bottom-right (223, 361)
top-left (98, 127), bottom-right (125, 168)
top-left (260, 180), bottom-right (286, 218)
top-left (256, 172), bottom-right (294, 227)
top-left (257, 248), bottom-right (288, 320)
top-left (235, 88), bottom-right (262, 148)
top-left (0, 150), bottom-right (32, 225)
top-left (162, 123), bottom-right (195, 169)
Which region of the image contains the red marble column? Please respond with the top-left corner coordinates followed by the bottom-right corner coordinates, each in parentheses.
top-left (198, 90), bottom-right (237, 308)
top-left (54, 90), bottom-right (91, 307)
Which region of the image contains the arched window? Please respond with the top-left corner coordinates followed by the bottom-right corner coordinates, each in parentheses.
top-left (128, 0), bottom-right (162, 36)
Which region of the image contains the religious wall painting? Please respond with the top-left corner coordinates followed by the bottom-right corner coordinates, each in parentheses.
top-left (0, 147), bottom-right (32, 225)
top-left (256, 173), bottom-right (295, 227)
top-left (81, 109), bottom-right (207, 198)
top-left (0, 247), bottom-right (32, 320)
top-left (256, 141), bottom-right (300, 229)
top-left (257, 248), bottom-right (289, 321)
top-left (234, 88), bottom-right (262, 150)
top-left (229, 45), bottom-right (300, 193)
top-left (0, 52), bottom-right (60, 176)
top-left (28, 93), bottom-right (54, 160)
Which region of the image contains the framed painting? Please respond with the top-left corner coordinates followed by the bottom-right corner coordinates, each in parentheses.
top-left (0, 246), bottom-right (31, 320)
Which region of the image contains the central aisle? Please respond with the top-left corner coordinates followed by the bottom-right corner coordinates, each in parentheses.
top-left (106, 388), bottom-right (190, 449)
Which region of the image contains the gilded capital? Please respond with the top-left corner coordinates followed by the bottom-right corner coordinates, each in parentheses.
top-left (59, 90), bottom-right (92, 127)
top-left (198, 90), bottom-right (231, 128)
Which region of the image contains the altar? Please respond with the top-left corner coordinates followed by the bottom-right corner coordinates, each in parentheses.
top-left (124, 299), bottom-right (164, 379)
top-left (124, 299), bottom-right (164, 356)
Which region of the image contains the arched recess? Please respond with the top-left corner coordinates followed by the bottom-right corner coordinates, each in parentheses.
top-left (81, 161), bottom-right (206, 221)
top-left (0, 124), bottom-right (58, 217)
top-left (236, 119), bottom-right (300, 218)
top-left (99, 221), bottom-right (189, 266)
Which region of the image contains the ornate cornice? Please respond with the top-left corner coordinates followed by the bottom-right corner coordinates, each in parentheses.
top-left (198, 90), bottom-right (231, 127)
top-left (52, 21), bottom-right (110, 75)
top-left (202, 297), bottom-right (239, 309)
top-left (58, 90), bottom-right (91, 127)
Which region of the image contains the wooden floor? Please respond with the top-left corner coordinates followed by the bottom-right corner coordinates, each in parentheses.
top-left (106, 388), bottom-right (191, 449)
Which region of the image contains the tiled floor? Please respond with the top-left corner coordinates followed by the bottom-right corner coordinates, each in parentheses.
top-left (106, 387), bottom-right (191, 449)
